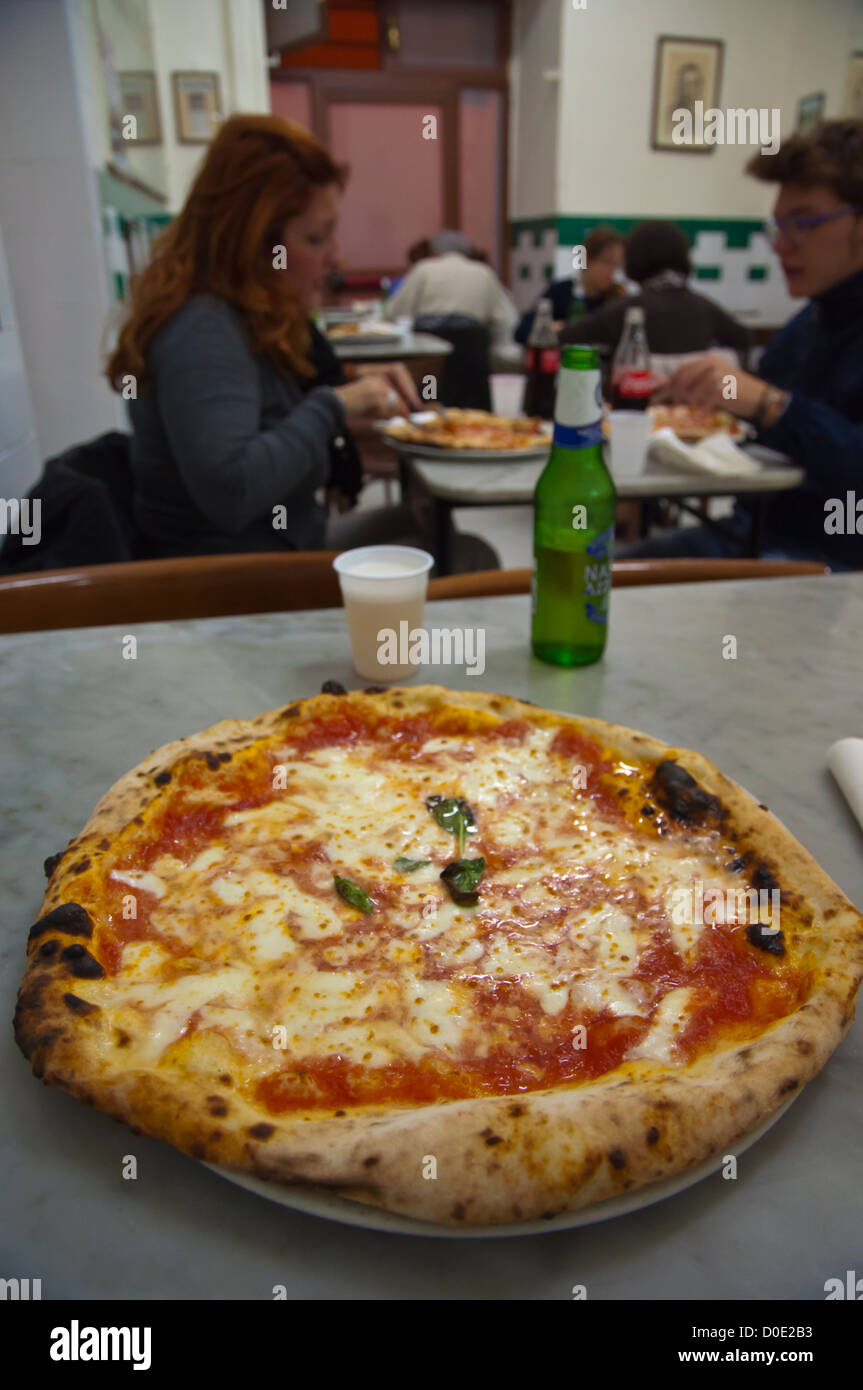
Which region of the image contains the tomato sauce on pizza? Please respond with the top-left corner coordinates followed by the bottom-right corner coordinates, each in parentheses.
top-left (50, 697), bottom-right (812, 1113)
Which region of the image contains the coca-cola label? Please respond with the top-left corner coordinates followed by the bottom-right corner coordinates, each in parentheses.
top-left (526, 347), bottom-right (560, 373)
top-left (614, 370), bottom-right (653, 400)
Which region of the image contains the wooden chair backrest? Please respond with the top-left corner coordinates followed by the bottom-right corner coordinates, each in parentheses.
top-left (0, 554), bottom-right (829, 635)
top-left (0, 552), bottom-right (343, 634)
top-left (426, 559), bottom-right (828, 601)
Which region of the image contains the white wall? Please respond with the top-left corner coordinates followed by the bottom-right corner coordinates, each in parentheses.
top-left (0, 225), bottom-right (41, 498)
top-left (0, 0), bottom-right (121, 463)
top-left (75, 0), bottom-right (170, 202)
top-left (0, 0), bottom-right (269, 468)
top-left (556, 0), bottom-right (862, 217)
top-left (72, 0), bottom-right (268, 213)
top-left (149, 0), bottom-right (268, 211)
top-left (509, 0), bottom-right (561, 219)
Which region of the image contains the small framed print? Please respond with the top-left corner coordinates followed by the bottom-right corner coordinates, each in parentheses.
top-left (651, 36), bottom-right (724, 152)
top-left (797, 92), bottom-right (825, 135)
top-left (118, 72), bottom-right (162, 145)
top-left (841, 54), bottom-right (863, 119)
top-left (172, 72), bottom-right (222, 144)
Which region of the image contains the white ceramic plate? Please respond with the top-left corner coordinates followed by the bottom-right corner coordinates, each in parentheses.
top-left (204, 1094), bottom-right (798, 1238)
top-left (378, 412), bottom-right (552, 463)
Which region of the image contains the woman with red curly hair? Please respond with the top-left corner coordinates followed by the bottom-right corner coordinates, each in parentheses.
top-left (107, 114), bottom-right (420, 557)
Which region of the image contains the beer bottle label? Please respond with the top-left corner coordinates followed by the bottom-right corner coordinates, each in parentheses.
top-left (553, 360), bottom-right (603, 445)
top-left (583, 524), bottom-right (614, 624)
top-left (553, 421), bottom-right (603, 448)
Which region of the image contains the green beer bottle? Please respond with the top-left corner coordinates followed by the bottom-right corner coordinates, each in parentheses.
top-left (532, 345), bottom-right (615, 666)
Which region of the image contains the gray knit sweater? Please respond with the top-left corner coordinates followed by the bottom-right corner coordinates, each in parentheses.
top-left (128, 294), bottom-right (347, 555)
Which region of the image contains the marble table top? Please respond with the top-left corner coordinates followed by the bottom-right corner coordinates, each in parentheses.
top-left (2, 575), bottom-right (861, 1298)
top-left (405, 444), bottom-right (803, 504)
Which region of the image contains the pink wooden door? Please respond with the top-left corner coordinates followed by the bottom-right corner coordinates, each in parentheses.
top-left (326, 99), bottom-right (447, 276)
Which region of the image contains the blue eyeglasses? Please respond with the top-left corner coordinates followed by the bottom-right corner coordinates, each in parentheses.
top-left (763, 205), bottom-right (863, 246)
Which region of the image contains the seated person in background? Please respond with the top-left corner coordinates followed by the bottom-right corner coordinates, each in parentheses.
top-left (106, 114), bottom-right (421, 560)
top-left (382, 229), bottom-right (518, 348)
top-left (388, 236), bottom-right (432, 297)
top-left (560, 219), bottom-right (752, 359)
top-left (515, 224), bottom-right (625, 343)
top-left (618, 120), bottom-right (863, 570)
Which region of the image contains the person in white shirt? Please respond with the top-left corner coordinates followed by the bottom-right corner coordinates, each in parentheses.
top-left (383, 230), bottom-right (517, 347)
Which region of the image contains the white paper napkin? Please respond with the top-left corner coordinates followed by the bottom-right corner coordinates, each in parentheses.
top-left (827, 738), bottom-right (863, 833)
top-left (648, 427), bottom-right (762, 477)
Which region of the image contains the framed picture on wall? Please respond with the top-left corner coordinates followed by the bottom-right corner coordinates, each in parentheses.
top-left (118, 72), bottom-right (162, 145)
top-left (172, 72), bottom-right (222, 144)
top-left (841, 54), bottom-right (863, 119)
top-left (651, 36), bottom-right (724, 152)
top-left (797, 92), bottom-right (825, 135)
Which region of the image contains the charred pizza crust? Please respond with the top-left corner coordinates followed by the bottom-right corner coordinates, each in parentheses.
top-left (15, 687), bottom-right (863, 1226)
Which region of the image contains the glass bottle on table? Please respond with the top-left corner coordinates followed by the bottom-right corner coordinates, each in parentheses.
top-left (610, 305), bottom-right (654, 410)
top-left (532, 345), bottom-right (615, 667)
top-left (522, 297), bottom-right (559, 419)
top-left (567, 275), bottom-right (587, 323)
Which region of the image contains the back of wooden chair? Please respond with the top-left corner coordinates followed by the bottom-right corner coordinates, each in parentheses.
top-left (0, 552), bottom-right (343, 634)
top-left (0, 554), bottom-right (829, 635)
top-left (426, 558), bottom-right (828, 601)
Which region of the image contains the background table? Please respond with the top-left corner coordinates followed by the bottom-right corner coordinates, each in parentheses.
top-left (399, 445), bottom-right (803, 574)
top-left (2, 575), bottom-right (861, 1299)
top-left (330, 330), bottom-right (452, 362)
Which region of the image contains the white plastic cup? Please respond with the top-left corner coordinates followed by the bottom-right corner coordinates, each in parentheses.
top-left (491, 373), bottom-right (527, 417)
top-left (333, 545), bottom-right (434, 682)
top-left (608, 410), bottom-right (652, 478)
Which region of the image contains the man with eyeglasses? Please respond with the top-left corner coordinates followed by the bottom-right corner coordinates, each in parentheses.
top-left (620, 120), bottom-right (863, 568)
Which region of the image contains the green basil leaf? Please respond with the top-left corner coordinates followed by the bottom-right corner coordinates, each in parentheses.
top-left (440, 857), bottom-right (486, 907)
top-left (333, 874), bottom-right (375, 914)
top-left (425, 795), bottom-right (478, 857)
top-left (393, 855), bottom-right (432, 873)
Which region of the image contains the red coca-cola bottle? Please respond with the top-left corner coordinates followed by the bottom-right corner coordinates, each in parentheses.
top-left (522, 298), bottom-right (559, 419)
top-left (610, 305), bottom-right (653, 411)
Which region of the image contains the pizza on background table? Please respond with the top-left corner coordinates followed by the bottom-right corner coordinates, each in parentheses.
top-left (381, 409), bottom-right (549, 452)
top-left (15, 687), bottom-right (863, 1228)
top-left (601, 405), bottom-right (747, 442)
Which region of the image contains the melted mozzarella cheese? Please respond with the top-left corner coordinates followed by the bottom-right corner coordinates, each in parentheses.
top-left (92, 715), bottom-right (743, 1077)
top-left (628, 987), bottom-right (694, 1064)
top-left (403, 978), bottom-right (470, 1053)
top-left (109, 869), bottom-right (167, 898)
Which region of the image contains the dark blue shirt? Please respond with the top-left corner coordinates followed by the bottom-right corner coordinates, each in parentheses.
top-left (735, 267), bottom-right (863, 568)
top-left (515, 279), bottom-right (611, 344)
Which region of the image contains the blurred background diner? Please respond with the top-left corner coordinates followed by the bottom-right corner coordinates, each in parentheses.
top-left (515, 224), bottom-right (627, 343)
top-left (1, 0), bottom-right (862, 580)
top-left (560, 220), bottom-right (753, 364)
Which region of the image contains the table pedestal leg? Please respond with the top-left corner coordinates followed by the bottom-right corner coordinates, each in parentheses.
top-left (435, 500), bottom-right (454, 576)
top-left (749, 497), bottom-right (766, 558)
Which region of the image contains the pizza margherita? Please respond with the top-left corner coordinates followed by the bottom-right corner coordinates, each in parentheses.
top-left (15, 687), bottom-right (863, 1226)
